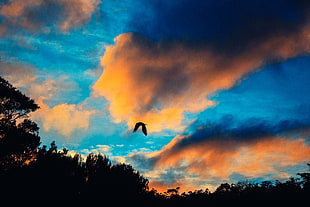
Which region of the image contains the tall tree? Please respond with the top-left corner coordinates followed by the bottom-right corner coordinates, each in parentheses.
top-left (0, 76), bottom-right (40, 158)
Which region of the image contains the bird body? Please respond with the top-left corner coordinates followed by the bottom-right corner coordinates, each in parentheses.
top-left (133, 122), bottom-right (147, 136)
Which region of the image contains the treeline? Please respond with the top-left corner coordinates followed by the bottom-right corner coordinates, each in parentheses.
top-left (154, 171), bottom-right (310, 206)
top-left (1, 75), bottom-right (310, 206)
top-left (0, 142), bottom-right (150, 205)
top-left (1, 142), bottom-right (310, 206)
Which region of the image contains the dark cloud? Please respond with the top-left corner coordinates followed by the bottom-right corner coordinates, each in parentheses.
top-left (175, 115), bottom-right (310, 151)
top-left (128, 152), bottom-right (158, 172)
top-left (157, 168), bottom-right (186, 184)
top-left (127, 0), bottom-right (310, 55)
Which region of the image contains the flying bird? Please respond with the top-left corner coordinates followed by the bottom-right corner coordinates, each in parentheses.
top-left (133, 122), bottom-right (147, 136)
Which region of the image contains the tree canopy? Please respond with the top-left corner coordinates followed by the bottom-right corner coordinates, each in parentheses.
top-left (0, 76), bottom-right (40, 163)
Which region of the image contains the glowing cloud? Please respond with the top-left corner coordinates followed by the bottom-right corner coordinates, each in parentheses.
top-left (0, 60), bottom-right (101, 140)
top-left (93, 28), bottom-right (310, 133)
top-left (32, 99), bottom-right (96, 137)
top-left (128, 119), bottom-right (310, 191)
top-left (134, 135), bottom-right (310, 192)
top-left (155, 136), bottom-right (310, 179)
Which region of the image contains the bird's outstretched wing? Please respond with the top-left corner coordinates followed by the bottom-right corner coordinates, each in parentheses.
top-left (141, 124), bottom-right (147, 136)
top-left (133, 122), bottom-right (141, 132)
top-left (133, 122), bottom-right (147, 136)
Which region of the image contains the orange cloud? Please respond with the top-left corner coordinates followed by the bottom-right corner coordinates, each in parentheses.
top-left (132, 135), bottom-right (310, 193)
top-left (152, 136), bottom-right (310, 186)
top-left (0, 0), bottom-right (100, 33)
top-left (93, 27), bottom-right (310, 133)
top-left (32, 99), bottom-right (96, 137)
top-left (1, 61), bottom-right (97, 138)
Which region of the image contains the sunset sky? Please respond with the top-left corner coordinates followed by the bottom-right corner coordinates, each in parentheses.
top-left (1, 0), bottom-right (310, 192)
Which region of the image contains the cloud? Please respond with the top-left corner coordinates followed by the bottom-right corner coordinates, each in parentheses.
top-left (0, 60), bottom-right (82, 104)
top-left (31, 99), bottom-right (96, 137)
top-left (154, 136), bottom-right (310, 179)
top-left (0, 0), bottom-right (100, 34)
top-left (168, 136), bottom-right (309, 192)
top-left (0, 61), bottom-right (97, 137)
top-left (153, 117), bottom-right (310, 171)
top-left (127, 0), bottom-right (310, 53)
top-left (128, 118), bottom-right (310, 191)
top-left (80, 144), bottom-right (111, 155)
top-left (0, 60), bottom-right (37, 88)
top-left (95, 144), bottom-right (111, 153)
top-left (0, 60), bottom-right (58, 102)
top-left (93, 23), bottom-right (310, 133)
top-left (178, 116), bottom-right (310, 147)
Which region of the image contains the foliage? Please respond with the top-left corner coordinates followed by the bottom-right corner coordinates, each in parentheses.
top-left (0, 76), bottom-right (39, 121)
top-left (0, 141), bottom-right (151, 205)
top-left (0, 76), bottom-right (40, 160)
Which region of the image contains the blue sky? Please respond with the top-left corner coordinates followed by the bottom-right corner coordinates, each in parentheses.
top-left (1, 0), bottom-right (310, 192)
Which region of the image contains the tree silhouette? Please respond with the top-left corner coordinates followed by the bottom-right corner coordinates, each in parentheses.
top-left (0, 76), bottom-right (40, 169)
top-left (82, 153), bottom-right (150, 205)
top-left (298, 163), bottom-right (310, 190)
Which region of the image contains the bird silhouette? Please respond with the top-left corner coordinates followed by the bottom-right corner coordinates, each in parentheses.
top-left (133, 122), bottom-right (147, 136)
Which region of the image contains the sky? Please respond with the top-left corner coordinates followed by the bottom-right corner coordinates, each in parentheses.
top-left (1, 0), bottom-right (310, 192)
